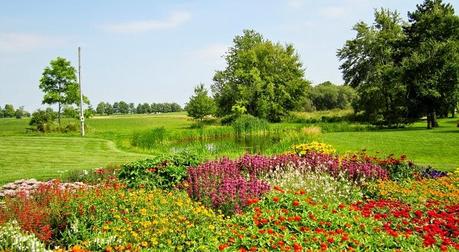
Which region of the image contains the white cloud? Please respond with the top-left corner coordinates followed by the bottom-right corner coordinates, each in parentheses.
top-left (319, 6), bottom-right (347, 19)
top-left (287, 0), bottom-right (305, 8)
top-left (0, 33), bottom-right (65, 53)
top-left (102, 11), bottom-right (191, 33)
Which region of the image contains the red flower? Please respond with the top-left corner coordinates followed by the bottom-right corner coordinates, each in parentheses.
top-left (272, 197), bottom-right (279, 203)
top-left (219, 244), bottom-right (229, 251)
top-left (293, 200), bottom-right (300, 207)
top-left (247, 198), bottom-right (260, 205)
top-left (293, 243), bottom-right (303, 252)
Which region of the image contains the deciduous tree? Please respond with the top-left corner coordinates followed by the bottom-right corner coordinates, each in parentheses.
top-left (39, 57), bottom-right (85, 126)
top-left (185, 84), bottom-right (216, 121)
top-left (212, 30), bottom-right (310, 122)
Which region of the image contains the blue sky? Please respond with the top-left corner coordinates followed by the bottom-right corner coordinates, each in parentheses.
top-left (1, 0), bottom-right (457, 111)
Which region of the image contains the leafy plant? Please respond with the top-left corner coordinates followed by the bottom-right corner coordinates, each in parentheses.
top-left (118, 151), bottom-right (202, 189)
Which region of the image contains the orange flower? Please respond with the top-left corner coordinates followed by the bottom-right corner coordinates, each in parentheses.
top-left (293, 200), bottom-right (300, 207)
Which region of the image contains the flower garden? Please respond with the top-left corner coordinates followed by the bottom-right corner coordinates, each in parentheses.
top-left (0, 142), bottom-right (458, 251)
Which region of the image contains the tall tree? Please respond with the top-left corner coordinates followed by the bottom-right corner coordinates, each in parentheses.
top-left (129, 103), bottom-right (135, 114)
top-left (338, 9), bottom-right (409, 126)
top-left (212, 30), bottom-right (310, 122)
top-left (402, 0), bottom-right (459, 128)
top-left (39, 57), bottom-right (81, 126)
top-left (185, 84), bottom-right (216, 121)
top-left (118, 101), bottom-right (130, 114)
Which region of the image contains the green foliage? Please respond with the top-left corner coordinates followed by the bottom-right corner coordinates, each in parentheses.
top-left (118, 151), bottom-right (202, 189)
top-left (338, 1), bottom-right (459, 128)
top-left (39, 57), bottom-right (87, 126)
top-left (403, 0), bottom-right (459, 128)
top-left (232, 114), bottom-right (269, 136)
top-left (29, 109), bottom-right (57, 133)
top-left (63, 106), bottom-right (78, 119)
top-left (3, 104), bottom-right (15, 118)
top-left (338, 9), bottom-right (409, 127)
top-left (212, 30), bottom-right (310, 122)
top-left (185, 84), bottom-right (216, 121)
top-left (14, 106), bottom-right (29, 119)
top-left (309, 82), bottom-right (357, 111)
top-left (131, 127), bottom-right (167, 149)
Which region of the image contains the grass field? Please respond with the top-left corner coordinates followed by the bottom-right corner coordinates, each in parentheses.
top-left (322, 118), bottom-right (459, 170)
top-left (0, 112), bottom-right (458, 184)
top-left (0, 136), bottom-right (149, 184)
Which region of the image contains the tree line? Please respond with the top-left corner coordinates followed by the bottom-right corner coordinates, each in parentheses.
top-left (0, 104), bottom-right (30, 119)
top-left (95, 102), bottom-right (182, 115)
top-left (186, 0), bottom-right (458, 128)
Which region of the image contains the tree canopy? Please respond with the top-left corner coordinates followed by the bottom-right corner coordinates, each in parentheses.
top-left (338, 0), bottom-right (459, 127)
top-left (185, 84), bottom-right (216, 121)
top-left (403, 0), bottom-right (459, 128)
top-left (212, 30), bottom-right (310, 122)
top-left (39, 57), bottom-right (86, 126)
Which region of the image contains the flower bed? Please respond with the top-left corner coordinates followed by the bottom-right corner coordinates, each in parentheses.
top-left (0, 143), bottom-right (457, 251)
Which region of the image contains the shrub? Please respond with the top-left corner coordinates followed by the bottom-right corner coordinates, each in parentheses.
top-left (118, 151), bottom-right (201, 189)
top-left (29, 109), bottom-right (57, 133)
top-left (232, 115), bottom-right (269, 136)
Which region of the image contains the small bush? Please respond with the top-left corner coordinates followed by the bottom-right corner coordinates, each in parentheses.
top-left (118, 151), bottom-right (202, 189)
top-left (29, 110), bottom-right (57, 133)
top-left (232, 115), bottom-right (269, 136)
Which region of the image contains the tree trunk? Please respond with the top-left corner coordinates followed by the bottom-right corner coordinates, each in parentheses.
top-left (427, 113), bottom-right (432, 129)
top-left (432, 110), bottom-right (439, 127)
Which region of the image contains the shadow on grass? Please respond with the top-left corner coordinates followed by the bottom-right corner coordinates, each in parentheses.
top-left (431, 130), bottom-right (459, 134)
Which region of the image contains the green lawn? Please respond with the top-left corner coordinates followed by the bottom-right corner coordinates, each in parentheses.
top-left (322, 118), bottom-right (459, 170)
top-left (0, 136), bottom-right (149, 184)
top-left (0, 112), bottom-right (457, 185)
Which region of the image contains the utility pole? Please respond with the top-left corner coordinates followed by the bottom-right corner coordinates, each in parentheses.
top-left (78, 46), bottom-right (85, 137)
